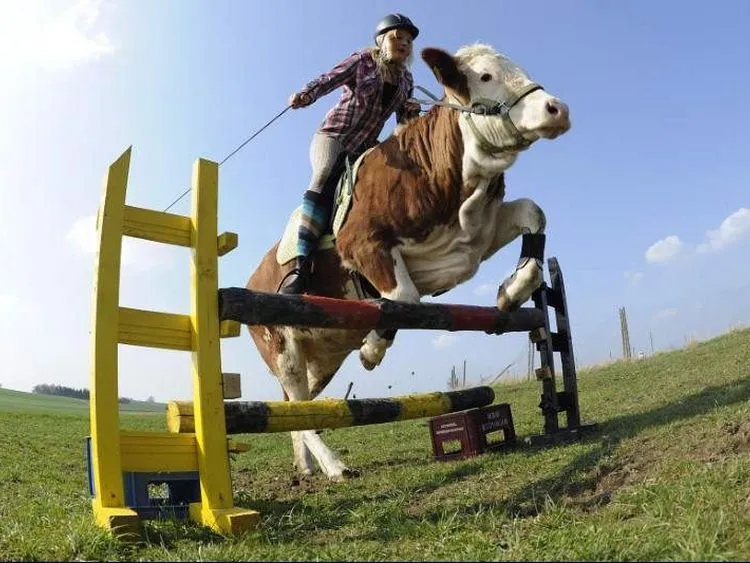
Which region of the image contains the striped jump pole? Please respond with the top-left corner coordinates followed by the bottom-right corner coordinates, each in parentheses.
top-left (217, 288), bottom-right (545, 333)
top-left (167, 386), bottom-right (495, 434)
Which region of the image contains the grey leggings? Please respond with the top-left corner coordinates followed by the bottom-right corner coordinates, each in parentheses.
top-left (297, 133), bottom-right (348, 257)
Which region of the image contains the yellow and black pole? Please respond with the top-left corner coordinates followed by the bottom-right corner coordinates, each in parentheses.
top-left (167, 386), bottom-right (496, 434)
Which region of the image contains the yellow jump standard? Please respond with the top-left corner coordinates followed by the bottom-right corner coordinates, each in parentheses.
top-left (87, 147), bottom-right (258, 540)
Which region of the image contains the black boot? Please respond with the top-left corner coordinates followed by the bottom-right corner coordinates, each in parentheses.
top-left (278, 256), bottom-right (313, 295)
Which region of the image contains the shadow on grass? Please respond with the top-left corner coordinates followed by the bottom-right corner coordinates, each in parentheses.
top-left (499, 377), bottom-right (750, 518)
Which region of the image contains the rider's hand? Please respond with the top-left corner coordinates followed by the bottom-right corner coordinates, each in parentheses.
top-left (402, 98), bottom-right (421, 117)
top-left (289, 92), bottom-right (312, 109)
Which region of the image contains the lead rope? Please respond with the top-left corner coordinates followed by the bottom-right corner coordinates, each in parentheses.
top-left (410, 85), bottom-right (478, 114)
top-left (162, 105), bottom-right (292, 213)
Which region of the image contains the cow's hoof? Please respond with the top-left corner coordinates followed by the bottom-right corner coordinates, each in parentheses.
top-left (359, 338), bottom-right (386, 370)
top-left (496, 259), bottom-right (543, 312)
top-left (294, 465), bottom-right (314, 477)
top-left (342, 468), bottom-right (361, 479)
top-left (330, 468), bottom-right (360, 482)
top-left (496, 284), bottom-right (520, 312)
top-left (359, 350), bottom-right (380, 371)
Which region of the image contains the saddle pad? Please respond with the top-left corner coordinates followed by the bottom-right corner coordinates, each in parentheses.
top-left (276, 148), bottom-right (374, 266)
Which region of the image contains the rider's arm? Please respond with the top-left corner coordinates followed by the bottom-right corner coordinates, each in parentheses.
top-left (300, 51), bottom-right (363, 104)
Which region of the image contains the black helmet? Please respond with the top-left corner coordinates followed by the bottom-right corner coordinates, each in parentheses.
top-left (374, 13), bottom-right (419, 41)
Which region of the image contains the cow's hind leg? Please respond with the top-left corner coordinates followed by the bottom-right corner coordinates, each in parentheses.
top-left (358, 247), bottom-right (419, 370)
top-left (488, 198), bottom-right (547, 312)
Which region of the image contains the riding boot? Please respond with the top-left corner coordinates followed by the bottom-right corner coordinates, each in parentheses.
top-left (278, 256), bottom-right (313, 295)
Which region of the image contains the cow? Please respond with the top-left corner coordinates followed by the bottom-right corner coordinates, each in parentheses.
top-left (245, 42), bottom-right (571, 481)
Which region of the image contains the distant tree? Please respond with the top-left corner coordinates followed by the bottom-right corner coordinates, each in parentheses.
top-left (32, 383), bottom-right (135, 403)
top-left (32, 384), bottom-right (89, 400)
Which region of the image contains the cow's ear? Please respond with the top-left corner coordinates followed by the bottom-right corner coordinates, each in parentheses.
top-left (421, 48), bottom-right (469, 101)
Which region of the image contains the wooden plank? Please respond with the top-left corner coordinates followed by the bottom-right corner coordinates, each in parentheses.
top-left (120, 431), bottom-right (198, 472)
top-left (118, 307), bottom-right (193, 351)
top-left (219, 320), bottom-right (241, 338)
top-left (123, 205), bottom-right (191, 247)
top-left (217, 231), bottom-right (238, 256)
top-left (89, 146), bottom-right (137, 530)
top-left (222, 373), bottom-right (242, 400)
top-left (189, 157), bottom-right (259, 534)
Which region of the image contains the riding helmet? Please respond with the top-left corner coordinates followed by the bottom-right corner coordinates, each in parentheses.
top-left (374, 13), bottom-right (419, 41)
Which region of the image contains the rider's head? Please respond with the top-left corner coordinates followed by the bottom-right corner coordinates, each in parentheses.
top-left (374, 14), bottom-right (418, 66)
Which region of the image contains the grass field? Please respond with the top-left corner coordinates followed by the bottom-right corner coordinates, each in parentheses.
top-left (1, 328), bottom-right (749, 561)
top-left (0, 388), bottom-right (165, 415)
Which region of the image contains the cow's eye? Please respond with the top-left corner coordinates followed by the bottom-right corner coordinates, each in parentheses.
top-left (480, 73), bottom-right (492, 82)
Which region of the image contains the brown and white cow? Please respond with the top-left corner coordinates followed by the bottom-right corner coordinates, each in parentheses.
top-left (246, 43), bottom-right (571, 480)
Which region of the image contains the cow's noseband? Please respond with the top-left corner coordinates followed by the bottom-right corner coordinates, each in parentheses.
top-left (413, 82), bottom-right (544, 154)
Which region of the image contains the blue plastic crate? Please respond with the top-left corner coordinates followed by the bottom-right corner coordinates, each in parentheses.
top-left (84, 436), bottom-right (200, 521)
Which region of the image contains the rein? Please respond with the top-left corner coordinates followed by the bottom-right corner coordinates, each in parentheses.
top-left (411, 82), bottom-right (544, 154)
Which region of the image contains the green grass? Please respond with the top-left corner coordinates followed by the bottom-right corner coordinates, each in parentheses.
top-left (1, 328), bottom-right (750, 561)
top-left (0, 387), bottom-right (165, 415)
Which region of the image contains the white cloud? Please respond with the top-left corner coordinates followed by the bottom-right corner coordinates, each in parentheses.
top-left (67, 214), bottom-right (175, 271)
top-left (655, 308), bottom-right (679, 320)
top-left (67, 214), bottom-right (99, 254)
top-left (474, 283), bottom-right (495, 296)
top-left (696, 208), bottom-right (750, 254)
top-left (432, 334), bottom-right (458, 349)
top-left (0, 292), bottom-right (26, 315)
top-left (624, 271), bottom-right (644, 286)
top-left (645, 235), bottom-right (684, 263)
top-left (0, 0), bottom-right (116, 72)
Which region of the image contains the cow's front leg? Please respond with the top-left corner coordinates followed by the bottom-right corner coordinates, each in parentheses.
top-left (484, 198), bottom-right (547, 312)
top-left (357, 246), bottom-right (419, 370)
top-left (274, 330), bottom-right (315, 476)
top-left (360, 328), bottom-right (397, 371)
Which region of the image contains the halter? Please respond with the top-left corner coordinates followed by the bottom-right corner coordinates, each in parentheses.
top-left (412, 82), bottom-right (544, 154)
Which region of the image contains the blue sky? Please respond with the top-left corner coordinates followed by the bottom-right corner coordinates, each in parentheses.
top-left (1, 0), bottom-right (748, 403)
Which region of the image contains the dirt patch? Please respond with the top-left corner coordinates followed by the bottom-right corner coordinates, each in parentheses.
top-left (232, 466), bottom-right (327, 499)
top-left (565, 419), bottom-right (750, 512)
top-left (724, 420), bottom-right (750, 454)
top-left (596, 454), bottom-right (652, 491)
top-left (681, 420), bottom-right (750, 463)
top-left (562, 447), bottom-right (657, 512)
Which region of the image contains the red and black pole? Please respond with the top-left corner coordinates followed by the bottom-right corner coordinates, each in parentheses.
top-left (217, 288), bottom-right (545, 334)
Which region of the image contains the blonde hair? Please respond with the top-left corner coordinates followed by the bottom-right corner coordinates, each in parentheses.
top-left (369, 29), bottom-right (414, 81)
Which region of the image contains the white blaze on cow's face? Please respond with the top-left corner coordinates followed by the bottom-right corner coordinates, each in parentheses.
top-left (454, 44), bottom-right (571, 143)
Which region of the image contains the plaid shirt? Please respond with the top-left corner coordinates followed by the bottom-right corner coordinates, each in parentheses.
top-left (301, 49), bottom-right (418, 153)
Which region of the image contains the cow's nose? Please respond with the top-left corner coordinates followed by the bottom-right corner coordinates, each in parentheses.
top-left (545, 99), bottom-right (569, 121)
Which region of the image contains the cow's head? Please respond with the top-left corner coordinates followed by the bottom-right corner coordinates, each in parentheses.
top-left (422, 44), bottom-right (570, 154)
